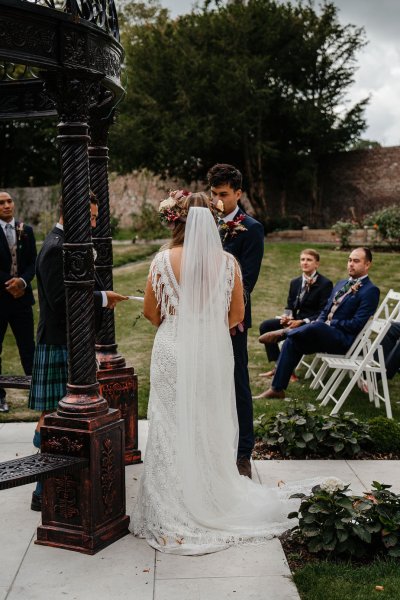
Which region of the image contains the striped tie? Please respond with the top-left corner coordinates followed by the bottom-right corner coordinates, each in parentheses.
top-left (5, 223), bottom-right (17, 276)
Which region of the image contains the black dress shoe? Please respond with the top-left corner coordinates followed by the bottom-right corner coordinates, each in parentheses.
top-left (237, 456), bottom-right (252, 479)
top-left (31, 491), bottom-right (42, 511)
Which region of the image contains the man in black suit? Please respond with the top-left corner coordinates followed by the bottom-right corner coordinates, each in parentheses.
top-left (208, 164), bottom-right (264, 479)
top-left (0, 191), bottom-right (36, 413)
top-left (28, 194), bottom-right (127, 510)
top-left (255, 249), bottom-right (332, 392)
top-left (262, 247), bottom-right (380, 400)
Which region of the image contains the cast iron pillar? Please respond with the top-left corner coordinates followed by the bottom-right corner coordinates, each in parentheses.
top-left (36, 72), bottom-right (130, 554)
top-left (89, 94), bottom-right (141, 465)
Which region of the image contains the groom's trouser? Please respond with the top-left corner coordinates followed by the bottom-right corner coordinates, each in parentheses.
top-left (272, 322), bottom-right (351, 391)
top-left (231, 328), bottom-right (254, 459)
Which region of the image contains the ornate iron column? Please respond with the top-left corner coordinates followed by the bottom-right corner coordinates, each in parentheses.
top-left (89, 94), bottom-right (141, 465)
top-left (36, 71), bottom-right (129, 554)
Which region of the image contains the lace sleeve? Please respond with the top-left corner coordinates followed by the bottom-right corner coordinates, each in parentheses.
top-left (224, 252), bottom-right (241, 312)
top-left (149, 251), bottom-right (179, 319)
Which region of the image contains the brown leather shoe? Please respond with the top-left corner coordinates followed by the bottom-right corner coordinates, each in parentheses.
top-left (259, 368), bottom-right (276, 378)
top-left (258, 329), bottom-right (287, 345)
top-left (237, 456), bottom-right (252, 479)
top-left (252, 387), bottom-right (285, 400)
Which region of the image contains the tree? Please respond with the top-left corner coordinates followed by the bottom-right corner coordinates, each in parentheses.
top-left (110, 0), bottom-right (369, 225)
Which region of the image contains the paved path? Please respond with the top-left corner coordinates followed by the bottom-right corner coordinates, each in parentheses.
top-left (1, 421), bottom-right (399, 600)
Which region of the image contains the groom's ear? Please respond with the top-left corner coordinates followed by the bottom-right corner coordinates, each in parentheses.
top-left (235, 189), bottom-right (242, 202)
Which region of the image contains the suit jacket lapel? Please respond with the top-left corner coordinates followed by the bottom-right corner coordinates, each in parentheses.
top-left (0, 224), bottom-right (11, 256)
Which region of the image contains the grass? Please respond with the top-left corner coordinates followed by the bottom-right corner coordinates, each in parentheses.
top-left (293, 558), bottom-right (400, 600)
top-left (2, 241), bottom-right (400, 423)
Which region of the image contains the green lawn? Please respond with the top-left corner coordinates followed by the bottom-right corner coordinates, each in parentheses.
top-left (293, 558), bottom-right (400, 600)
top-left (2, 241), bottom-right (400, 422)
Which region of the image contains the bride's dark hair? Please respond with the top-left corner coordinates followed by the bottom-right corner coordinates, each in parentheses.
top-left (169, 192), bottom-right (212, 248)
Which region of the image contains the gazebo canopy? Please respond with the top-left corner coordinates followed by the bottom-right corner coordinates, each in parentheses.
top-left (0, 0), bottom-right (124, 120)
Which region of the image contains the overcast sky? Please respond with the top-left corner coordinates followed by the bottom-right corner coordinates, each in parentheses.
top-left (158, 0), bottom-right (400, 147)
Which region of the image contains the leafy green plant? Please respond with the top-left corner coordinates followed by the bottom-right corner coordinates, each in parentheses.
top-left (331, 220), bottom-right (354, 248)
top-left (290, 480), bottom-right (400, 558)
top-left (131, 202), bottom-right (167, 240)
top-left (368, 416), bottom-right (400, 454)
top-left (363, 205), bottom-right (400, 245)
top-left (254, 404), bottom-right (323, 457)
top-left (254, 406), bottom-right (370, 458)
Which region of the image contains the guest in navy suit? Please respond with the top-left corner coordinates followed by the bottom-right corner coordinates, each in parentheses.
top-left (257, 249), bottom-right (332, 387)
top-left (0, 191), bottom-right (36, 413)
top-left (207, 164), bottom-right (264, 479)
top-left (262, 247), bottom-right (380, 399)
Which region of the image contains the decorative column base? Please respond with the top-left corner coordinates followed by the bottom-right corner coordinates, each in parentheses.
top-left (97, 366), bottom-right (142, 465)
top-left (36, 409), bottom-right (130, 555)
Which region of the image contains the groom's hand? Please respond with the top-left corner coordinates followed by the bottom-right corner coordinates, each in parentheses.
top-left (105, 291), bottom-right (128, 309)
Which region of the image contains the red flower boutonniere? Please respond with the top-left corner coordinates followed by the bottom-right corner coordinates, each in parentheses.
top-left (350, 281), bottom-right (362, 294)
top-left (219, 214), bottom-right (247, 243)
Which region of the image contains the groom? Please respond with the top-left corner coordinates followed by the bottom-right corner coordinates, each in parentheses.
top-left (208, 164), bottom-right (264, 478)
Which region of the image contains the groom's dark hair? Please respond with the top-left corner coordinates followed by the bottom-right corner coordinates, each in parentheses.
top-left (207, 164), bottom-right (242, 191)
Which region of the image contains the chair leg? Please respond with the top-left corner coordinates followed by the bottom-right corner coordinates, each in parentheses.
top-left (311, 363), bottom-right (328, 390)
top-left (330, 366), bottom-right (366, 415)
top-left (318, 368), bottom-right (344, 402)
top-left (319, 369), bottom-right (347, 406)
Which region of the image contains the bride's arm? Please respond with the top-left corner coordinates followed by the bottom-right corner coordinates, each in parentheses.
top-left (143, 276), bottom-right (162, 326)
top-left (228, 268), bottom-right (245, 328)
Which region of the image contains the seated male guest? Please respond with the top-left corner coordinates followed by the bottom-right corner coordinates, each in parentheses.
top-left (257, 249), bottom-right (332, 382)
top-left (261, 247), bottom-right (380, 399)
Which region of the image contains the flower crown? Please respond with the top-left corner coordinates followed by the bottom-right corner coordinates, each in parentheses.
top-left (159, 190), bottom-right (225, 226)
top-left (159, 190), bottom-right (190, 225)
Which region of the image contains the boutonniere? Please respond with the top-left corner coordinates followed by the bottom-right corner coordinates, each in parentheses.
top-left (16, 222), bottom-right (26, 242)
top-left (304, 275), bottom-right (318, 292)
top-left (350, 280), bottom-right (362, 294)
top-left (219, 214), bottom-right (247, 243)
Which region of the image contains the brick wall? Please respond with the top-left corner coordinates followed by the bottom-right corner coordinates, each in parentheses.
top-left (4, 146), bottom-right (400, 231)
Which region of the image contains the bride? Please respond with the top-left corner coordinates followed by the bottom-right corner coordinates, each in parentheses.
top-left (131, 191), bottom-right (306, 555)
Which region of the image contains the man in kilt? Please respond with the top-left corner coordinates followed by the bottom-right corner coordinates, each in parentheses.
top-left (28, 194), bottom-right (127, 510)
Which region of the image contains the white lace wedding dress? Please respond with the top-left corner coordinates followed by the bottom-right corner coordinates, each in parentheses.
top-left (131, 209), bottom-right (315, 555)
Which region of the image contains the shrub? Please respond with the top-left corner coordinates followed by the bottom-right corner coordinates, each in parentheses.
top-left (368, 416), bottom-right (400, 454)
top-left (131, 202), bottom-right (167, 240)
top-left (363, 205), bottom-right (400, 245)
top-left (254, 406), bottom-right (371, 459)
top-left (331, 220), bottom-right (354, 248)
top-left (289, 480), bottom-right (400, 558)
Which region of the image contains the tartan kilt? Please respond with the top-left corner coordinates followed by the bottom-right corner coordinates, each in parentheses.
top-left (28, 344), bottom-right (68, 411)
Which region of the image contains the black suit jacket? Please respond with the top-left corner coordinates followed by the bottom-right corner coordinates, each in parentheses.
top-left (0, 221), bottom-right (36, 307)
top-left (221, 207), bottom-right (264, 328)
top-left (36, 226), bottom-right (103, 345)
top-left (287, 273), bottom-right (333, 321)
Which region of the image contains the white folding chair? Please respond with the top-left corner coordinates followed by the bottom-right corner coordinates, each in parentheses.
top-left (307, 290), bottom-right (400, 394)
top-left (316, 290), bottom-right (400, 418)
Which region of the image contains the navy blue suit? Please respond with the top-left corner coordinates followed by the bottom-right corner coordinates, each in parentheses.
top-left (221, 207), bottom-right (264, 458)
top-left (260, 273), bottom-right (333, 362)
top-left (0, 221), bottom-right (37, 400)
top-left (271, 276), bottom-right (380, 391)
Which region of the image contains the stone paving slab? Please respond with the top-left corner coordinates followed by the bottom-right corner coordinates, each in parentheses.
top-left (6, 422), bottom-right (399, 600)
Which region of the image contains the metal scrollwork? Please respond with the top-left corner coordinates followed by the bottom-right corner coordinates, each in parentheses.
top-left (20, 0), bottom-right (120, 41)
top-left (54, 474), bottom-right (80, 519)
top-left (63, 245), bottom-right (95, 282)
top-left (101, 437), bottom-right (115, 515)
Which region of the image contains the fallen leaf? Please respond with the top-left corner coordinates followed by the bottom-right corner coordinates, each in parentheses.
top-left (143, 569), bottom-right (150, 573)
top-left (375, 586), bottom-right (384, 591)
top-left (277, 480), bottom-right (286, 487)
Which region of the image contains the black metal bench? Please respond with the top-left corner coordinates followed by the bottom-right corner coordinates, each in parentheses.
top-left (0, 453), bottom-right (88, 491)
top-left (0, 375), bottom-right (31, 390)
